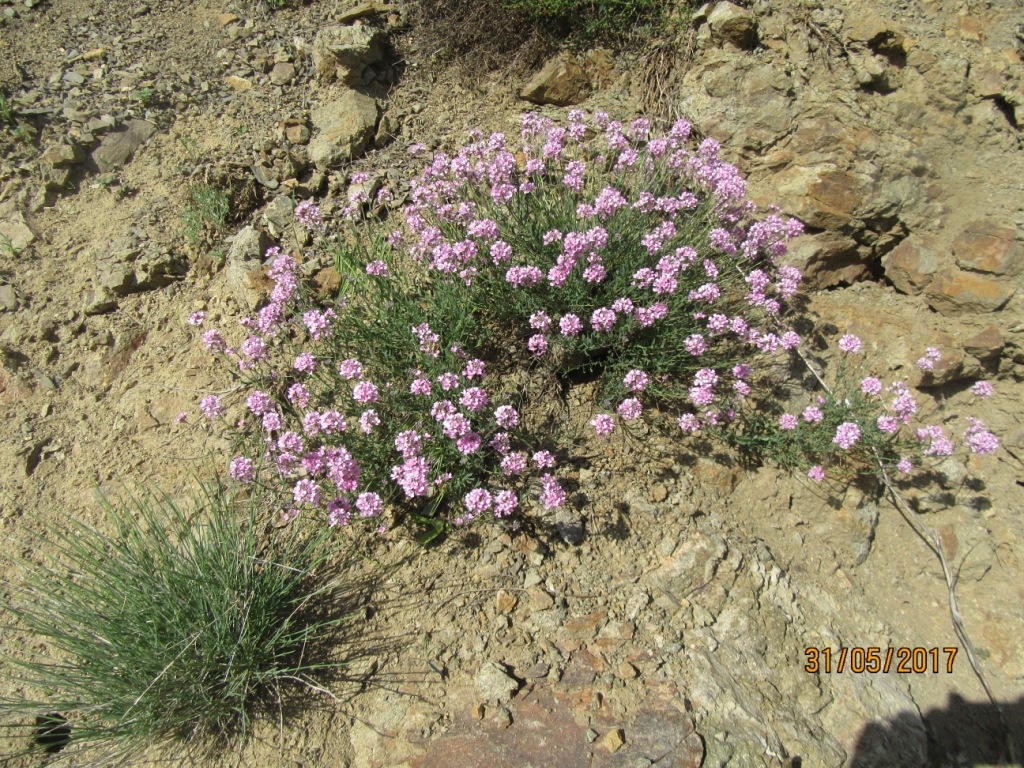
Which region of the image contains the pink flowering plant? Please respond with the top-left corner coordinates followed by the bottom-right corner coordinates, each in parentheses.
top-left (191, 111), bottom-right (1000, 536)
top-left (719, 334), bottom-right (1001, 484)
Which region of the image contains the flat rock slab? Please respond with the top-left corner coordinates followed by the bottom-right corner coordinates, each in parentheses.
top-left (90, 119), bottom-right (157, 172)
top-left (413, 683), bottom-right (703, 768)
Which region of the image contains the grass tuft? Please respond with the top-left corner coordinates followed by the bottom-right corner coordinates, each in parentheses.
top-left (0, 479), bottom-right (355, 762)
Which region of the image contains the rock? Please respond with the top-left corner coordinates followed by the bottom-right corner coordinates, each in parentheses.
top-left (951, 220), bottom-right (1023, 276)
top-left (554, 507), bottom-right (584, 545)
top-left (224, 75), bottom-right (252, 92)
top-left (520, 53), bottom-right (590, 107)
top-left (527, 587), bottom-right (555, 612)
top-left (787, 232), bottom-right (866, 289)
top-left (495, 590), bottom-right (518, 614)
top-left (771, 164), bottom-right (871, 231)
top-left (0, 209), bottom-right (35, 251)
top-left (269, 62), bottom-right (295, 86)
top-left (40, 142), bottom-right (85, 167)
top-left (312, 25), bottom-right (385, 85)
top-left (474, 661), bottom-right (519, 705)
top-left (338, 1), bottom-right (384, 24)
top-left (225, 226), bottom-right (273, 309)
top-left (90, 119), bottom-right (156, 173)
top-left (925, 268), bottom-right (1016, 314)
top-left (844, 10), bottom-right (906, 54)
top-left (601, 728), bottom-right (625, 753)
top-left (883, 235), bottom-right (941, 294)
top-left (707, 1), bottom-right (759, 49)
top-left (0, 285), bottom-right (17, 311)
top-left (308, 90), bottom-right (379, 168)
top-left (251, 164), bottom-right (279, 190)
top-left (283, 119), bottom-right (311, 144)
top-left (262, 195), bottom-right (295, 240)
top-left (849, 51), bottom-right (897, 92)
top-left (522, 661), bottom-right (549, 679)
top-left (961, 325), bottom-right (1004, 360)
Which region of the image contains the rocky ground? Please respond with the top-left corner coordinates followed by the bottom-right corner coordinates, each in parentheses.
top-left (1, 0), bottom-right (1023, 766)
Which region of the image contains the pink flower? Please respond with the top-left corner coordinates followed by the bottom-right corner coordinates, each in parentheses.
top-left (229, 456), bottom-right (255, 483)
top-left (460, 387), bottom-right (489, 412)
top-left (456, 432), bottom-right (483, 454)
top-left (539, 473), bottom-right (567, 510)
top-left (464, 488), bottom-right (493, 517)
top-left (678, 414), bottom-right (700, 433)
top-left (685, 334), bottom-right (707, 356)
top-left (494, 405), bottom-right (519, 429)
top-left (359, 409), bottom-right (380, 434)
top-left (833, 422), bottom-right (861, 449)
top-left (188, 311), bottom-right (205, 326)
top-left (896, 457), bottom-right (913, 474)
top-left (533, 450), bottom-right (556, 469)
top-left (778, 414), bottom-right (797, 430)
top-left (970, 381), bottom-right (994, 398)
top-left (202, 329), bottom-right (226, 352)
top-left (877, 415), bottom-right (900, 434)
top-left (802, 406), bottom-right (823, 423)
top-left (623, 369), bottom-right (648, 392)
top-left (200, 395), bottom-right (225, 419)
top-left (964, 418), bottom-right (999, 455)
top-left (501, 453), bottom-right (528, 476)
top-left (527, 334), bottom-right (548, 356)
top-left (247, 391), bottom-right (273, 415)
top-left (618, 398), bottom-right (643, 421)
top-left (860, 377), bottom-right (882, 396)
top-left (591, 414), bottom-right (616, 437)
top-left (293, 479), bottom-right (322, 507)
top-left (590, 307), bottom-right (616, 331)
top-left (808, 466), bottom-right (826, 482)
top-left (494, 490), bottom-right (518, 518)
top-left (529, 311), bottom-right (552, 331)
top-left (356, 492), bottom-right (384, 518)
top-left (339, 358), bottom-right (363, 380)
top-left (463, 359), bottom-right (486, 379)
top-left (353, 381), bottom-right (379, 404)
top-left (437, 372), bottom-right (460, 391)
top-left (294, 352), bottom-right (316, 374)
top-left (838, 334), bottom-right (862, 353)
top-left (559, 314), bottom-right (583, 337)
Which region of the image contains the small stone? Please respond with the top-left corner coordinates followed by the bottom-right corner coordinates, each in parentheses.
top-left (471, 703), bottom-right (485, 720)
top-left (0, 210), bottom-right (35, 251)
top-left (650, 482), bottom-right (668, 503)
top-left (224, 75), bottom-right (252, 92)
top-left (309, 90), bottom-right (379, 168)
top-left (285, 122), bottom-right (311, 144)
top-left (251, 164), bottom-right (280, 190)
top-left (338, 1), bottom-right (382, 24)
top-left (586, 729), bottom-right (599, 743)
top-left (41, 142), bottom-right (85, 167)
top-left (522, 661), bottom-right (549, 679)
top-left (270, 62), bottom-right (295, 86)
top-left (474, 661), bottom-right (519, 705)
top-left (601, 728), bottom-right (625, 753)
top-left (0, 285), bottom-right (18, 311)
top-left (495, 590), bottom-right (518, 614)
top-left (527, 587), bottom-right (555, 611)
top-left (90, 120), bottom-right (156, 173)
top-left (554, 507), bottom-right (584, 545)
top-left (616, 661), bottom-right (638, 680)
top-left (218, 12), bottom-right (238, 26)
top-left (313, 25), bottom-right (385, 85)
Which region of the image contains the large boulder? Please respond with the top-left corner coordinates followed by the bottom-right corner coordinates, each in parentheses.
top-left (520, 53), bottom-right (591, 107)
top-left (313, 25), bottom-right (386, 86)
top-left (707, 1), bottom-right (759, 49)
top-left (308, 91), bottom-right (380, 169)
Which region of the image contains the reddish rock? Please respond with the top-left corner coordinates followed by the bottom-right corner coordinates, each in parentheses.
top-left (520, 53), bottom-right (591, 106)
top-left (883, 235), bottom-right (941, 294)
top-left (952, 221), bottom-right (1024, 276)
top-left (961, 324), bottom-right (1004, 359)
top-left (773, 164), bottom-right (870, 231)
top-left (787, 232), bottom-right (866, 289)
top-left (924, 267), bottom-right (1016, 314)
